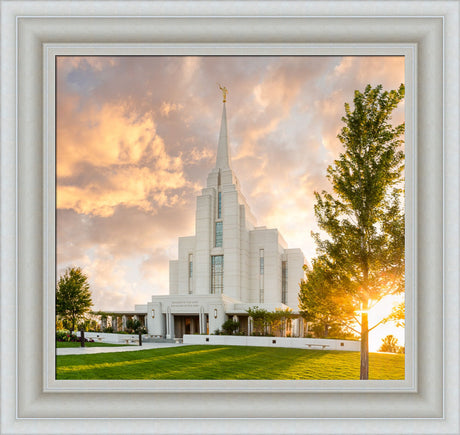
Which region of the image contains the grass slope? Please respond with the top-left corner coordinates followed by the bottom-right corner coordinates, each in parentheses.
top-left (56, 345), bottom-right (404, 380)
top-left (56, 342), bottom-right (134, 348)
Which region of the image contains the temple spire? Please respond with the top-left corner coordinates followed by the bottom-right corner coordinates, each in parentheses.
top-left (215, 85), bottom-right (231, 169)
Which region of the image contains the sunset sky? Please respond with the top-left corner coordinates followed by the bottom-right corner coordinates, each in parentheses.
top-left (56, 56), bottom-right (405, 350)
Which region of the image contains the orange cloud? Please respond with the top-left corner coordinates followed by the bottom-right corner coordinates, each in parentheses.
top-left (57, 98), bottom-right (193, 216)
top-left (160, 101), bottom-right (184, 117)
top-left (57, 166), bottom-right (188, 217)
top-left (57, 102), bottom-right (157, 177)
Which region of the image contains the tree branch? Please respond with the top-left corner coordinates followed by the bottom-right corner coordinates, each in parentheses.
top-left (368, 318), bottom-right (387, 333)
top-left (335, 318), bottom-right (361, 335)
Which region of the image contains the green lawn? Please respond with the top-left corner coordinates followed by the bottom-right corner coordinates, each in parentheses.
top-left (56, 342), bottom-right (134, 348)
top-left (56, 345), bottom-right (404, 380)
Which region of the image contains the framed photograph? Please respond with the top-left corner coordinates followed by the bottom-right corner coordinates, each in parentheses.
top-left (54, 54), bottom-right (407, 384)
top-left (1, 1), bottom-right (458, 434)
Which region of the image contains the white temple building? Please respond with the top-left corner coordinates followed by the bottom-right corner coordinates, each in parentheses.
top-left (133, 91), bottom-right (306, 339)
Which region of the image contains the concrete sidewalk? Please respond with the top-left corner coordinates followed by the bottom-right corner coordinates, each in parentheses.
top-left (56, 342), bottom-right (187, 356)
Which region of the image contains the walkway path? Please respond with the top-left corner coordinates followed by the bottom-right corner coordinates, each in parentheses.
top-left (56, 342), bottom-right (187, 356)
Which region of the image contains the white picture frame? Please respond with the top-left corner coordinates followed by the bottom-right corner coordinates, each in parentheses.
top-left (1, 1), bottom-right (458, 434)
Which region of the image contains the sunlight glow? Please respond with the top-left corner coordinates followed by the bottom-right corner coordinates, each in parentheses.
top-left (368, 295), bottom-right (405, 352)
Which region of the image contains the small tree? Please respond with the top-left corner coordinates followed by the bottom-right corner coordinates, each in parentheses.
top-left (56, 267), bottom-right (93, 332)
top-left (247, 306), bottom-right (270, 335)
top-left (221, 319), bottom-right (240, 335)
top-left (379, 335), bottom-right (399, 353)
top-left (270, 308), bottom-right (293, 337)
top-left (247, 307), bottom-right (294, 337)
top-left (126, 318), bottom-right (142, 333)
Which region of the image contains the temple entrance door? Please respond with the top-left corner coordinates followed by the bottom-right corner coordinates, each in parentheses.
top-left (185, 317), bottom-right (191, 335)
top-left (173, 315), bottom-right (200, 338)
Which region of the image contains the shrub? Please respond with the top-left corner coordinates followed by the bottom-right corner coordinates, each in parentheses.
top-left (126, 319), bottom-right (142, 333)
top-left (221, 319), bottom-right (240, 335)
top-left (56, 330), bottom-right (69, 342)
top-left (56, 330), bottom-right (80, 342)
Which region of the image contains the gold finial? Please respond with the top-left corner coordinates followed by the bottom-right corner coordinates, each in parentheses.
top-left (218, 84), bottom-right (228, 103)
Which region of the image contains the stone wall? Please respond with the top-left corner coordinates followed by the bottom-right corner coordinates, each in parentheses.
top-left (183, 334), bottom-right (360, 351)
top-left (75, 331), bottom-right (143, 344)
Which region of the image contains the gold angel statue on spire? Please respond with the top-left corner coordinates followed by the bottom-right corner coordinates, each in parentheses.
top-left (218, 84), bottom-right (228, 103)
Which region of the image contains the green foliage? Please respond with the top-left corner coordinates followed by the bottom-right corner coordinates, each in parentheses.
top-left (308, 323), bottom-right (358, 341)
top-left (56, 330), bottom-right (80, 342)
top-left (378, 335), bottom-right (400, 353)
top-left (56, 345), bottom-right (405, 380)
top-left (77, 318), bottom-right (96, 332)
top-left (268, 308), bottom-right (293, 337)
top-left (299, 259), bottom-right (357, 339)
top-left (246, 306), bottom-right (294, 337)
top-left (312, 83), bottom-right (405, 301)
top-left (384, 302), bottom-right (405, 328)
top-left (221, 319), bottom-right (240, 335)
top-left (246, 306), bottom-right (270, 335)
top-left (125, 318), bottom-right (146, 334)
top-left (56, 267), bottom-right (93, 332)
top-left (304, 84), bottom-right (405, 379)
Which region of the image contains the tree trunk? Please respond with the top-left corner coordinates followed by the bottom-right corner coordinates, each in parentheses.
top-left (360, 309), bottom-right (369, 380)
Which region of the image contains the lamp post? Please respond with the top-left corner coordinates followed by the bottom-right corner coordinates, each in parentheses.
top-left (80, 328), bottom-right (85, 347)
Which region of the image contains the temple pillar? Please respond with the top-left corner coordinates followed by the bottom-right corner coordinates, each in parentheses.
top-left (166, 307), bottom-right (172, 339)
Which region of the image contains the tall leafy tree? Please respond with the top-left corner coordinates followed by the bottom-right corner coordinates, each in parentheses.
top-left (56, 267), bottom-right (93, 332)
top-left (307, 84), bottom-right (405, 379)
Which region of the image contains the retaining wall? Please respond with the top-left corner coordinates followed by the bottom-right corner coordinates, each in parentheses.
top-left (73, 331), bottom-right (143, 344)
top-left (183, 334), bottom-right (360, 351)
